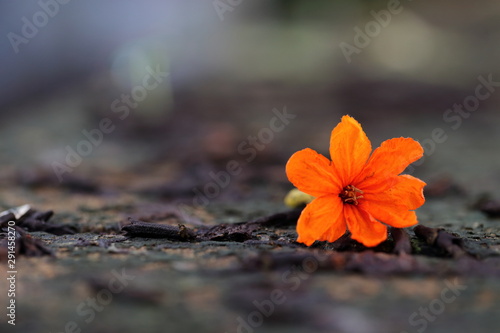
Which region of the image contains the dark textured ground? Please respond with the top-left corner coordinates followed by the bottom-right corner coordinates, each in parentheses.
top-left (1, 180), bottom-right (499, 333)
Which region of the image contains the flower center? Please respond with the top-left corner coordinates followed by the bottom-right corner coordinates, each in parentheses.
top-left (339, 185), bottom-right (363, 205)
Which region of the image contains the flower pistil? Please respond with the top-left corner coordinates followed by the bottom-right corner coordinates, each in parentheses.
top-left (339, 185), bottom-right (363, 205)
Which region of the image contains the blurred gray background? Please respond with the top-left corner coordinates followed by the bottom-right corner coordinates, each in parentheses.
top-left (1, 0), bottom-right (500, 197)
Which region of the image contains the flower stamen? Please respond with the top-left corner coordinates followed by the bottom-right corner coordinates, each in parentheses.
top-left (339, 185), bottom-right (364, 205)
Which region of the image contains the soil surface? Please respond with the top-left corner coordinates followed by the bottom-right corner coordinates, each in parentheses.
top-left (1, 171), bottom-right (499, 333)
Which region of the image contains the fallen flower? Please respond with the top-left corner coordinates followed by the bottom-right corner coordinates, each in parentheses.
top-left (286, 115), bottom-right (426, 247)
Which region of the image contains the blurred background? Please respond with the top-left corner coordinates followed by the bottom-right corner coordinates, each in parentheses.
top-left (2, 2), bottom-right (500, 333)
top-left (1, 0), bottom-right (500, 200)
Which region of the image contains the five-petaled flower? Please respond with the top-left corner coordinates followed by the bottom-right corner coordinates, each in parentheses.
top-left (286, 115), bottom-right (426, 247)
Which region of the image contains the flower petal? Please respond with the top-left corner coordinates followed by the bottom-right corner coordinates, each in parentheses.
top-left (286, 148), bottom-right (342, 197)
top-left (369, 206), bottom-right (417, 228)
top-left (330, 115), bottom-right (372, 185)
top-left (363, 174), bottom-right (426, 210)
top-left (296, 195), bottom-right (346, 246)
top-left (354, 137), bottom-right (424, 190)
top-left (393, 174), bottom-right (426, 210)
top-left (360, 174), bottom-right (425, 228)
top-left (344, 205), bottom-right (387, 247)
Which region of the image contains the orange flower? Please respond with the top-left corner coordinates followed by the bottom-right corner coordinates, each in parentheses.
top-left (286, 115), bottom-right (426, 247)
